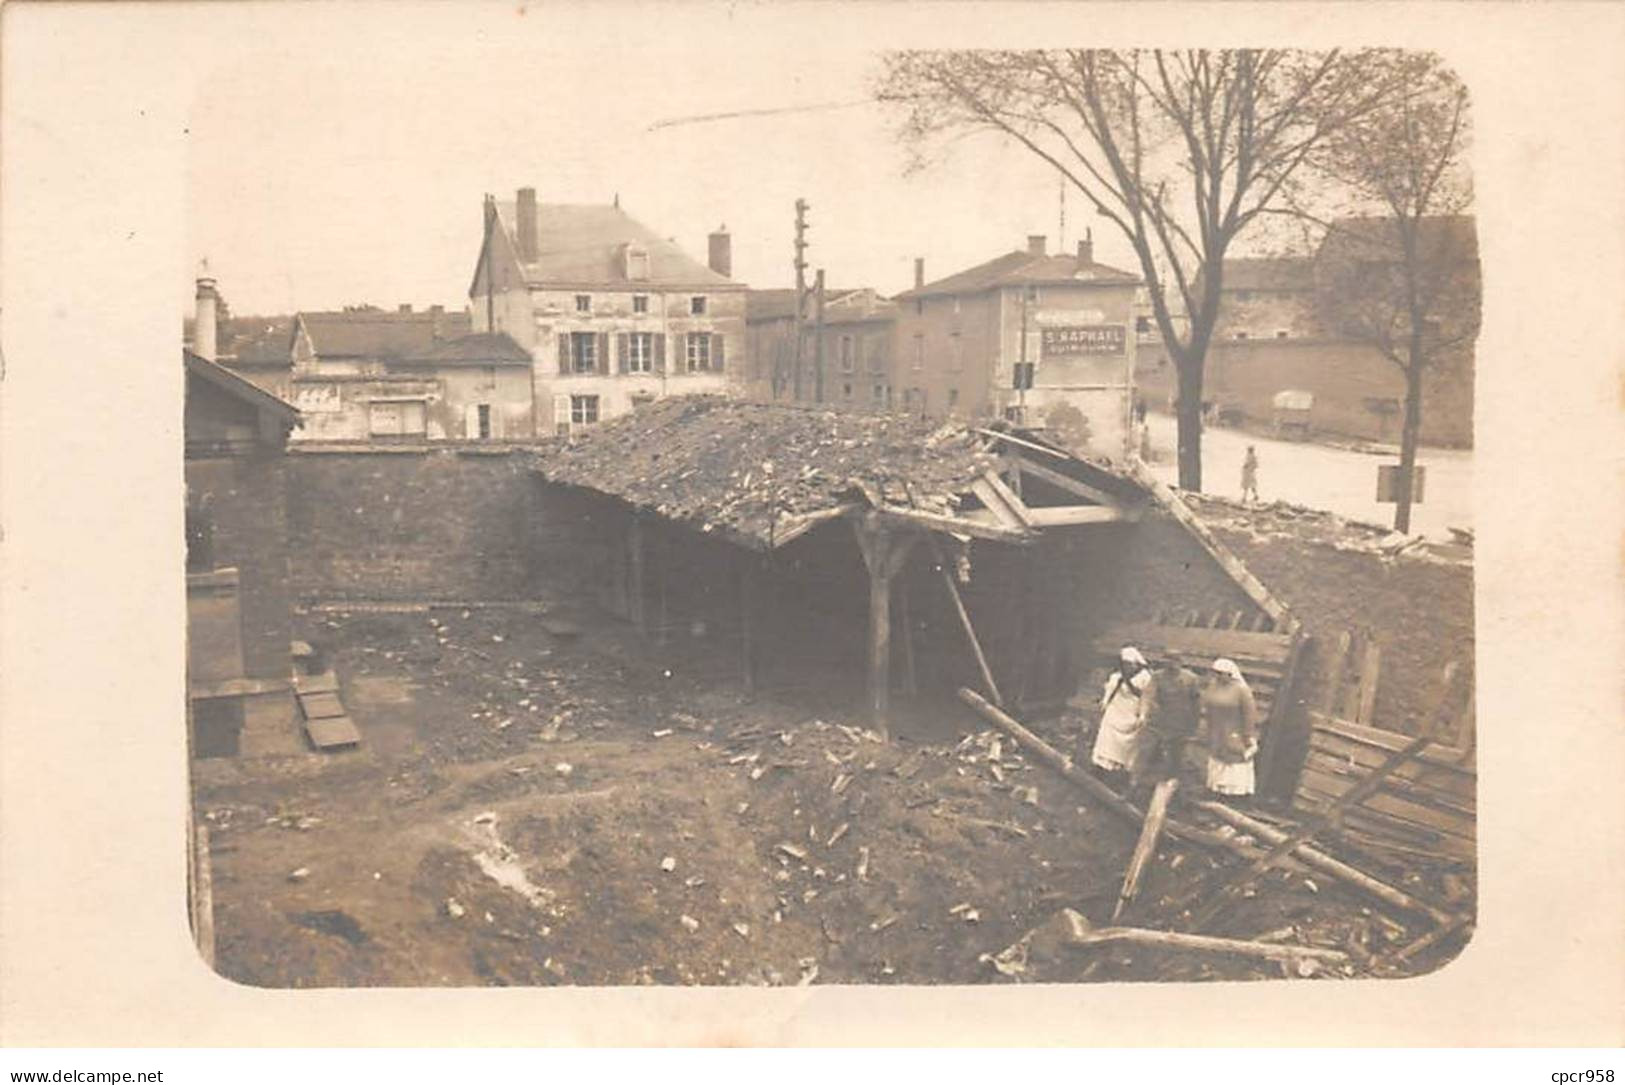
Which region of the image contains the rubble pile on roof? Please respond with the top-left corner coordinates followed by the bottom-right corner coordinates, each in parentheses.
top-left (532, 396), bottom-right (998, 547)
top-left (1184, 493), bottom-right (1472, 566)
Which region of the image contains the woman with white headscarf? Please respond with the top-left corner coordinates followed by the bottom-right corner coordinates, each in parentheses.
top-left (1201, 657), bottom-right (1261, 797)
top-left (1090, 646), bottom-right (1152, 779)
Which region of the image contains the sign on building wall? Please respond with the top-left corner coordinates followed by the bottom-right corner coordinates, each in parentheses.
top-left (1040, 324), bottom-right (1127, 356)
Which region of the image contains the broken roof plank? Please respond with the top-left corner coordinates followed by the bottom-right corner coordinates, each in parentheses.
top-left (977, 469), bottom-right (1038, 529)
top-left (1014, 457), bottom-right (1123, 508)
top-left (875, 505), bottom-right (1034, 544)
top-left (1026, 504), bottom-right (1130, 527)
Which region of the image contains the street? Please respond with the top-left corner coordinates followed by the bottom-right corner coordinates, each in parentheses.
top-left (1142, 412), bottom-right (1473, 540)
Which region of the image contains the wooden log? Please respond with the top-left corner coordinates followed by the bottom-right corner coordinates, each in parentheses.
top-left (1055, 912), bottom-right (1350, 965)
top-left (1114, 779), bottom-right (1179, 921)
top-left (1389, 912), bottom-right (1474, 967)
top-left (1193, 800), bottom-right (1457, 925)
top-left (932, 539), bottom-right (1002, 706)
top-left (1187, 731), bottom-right (1438, 932)
top-left (956, 689), bottom-right (1278, 858)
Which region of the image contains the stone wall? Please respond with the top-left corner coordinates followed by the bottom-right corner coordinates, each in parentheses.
top-left (286, 446), bottom-right (604, 603)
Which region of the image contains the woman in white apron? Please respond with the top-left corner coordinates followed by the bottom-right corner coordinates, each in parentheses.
top-left (1200, 657), bottom-right (1260, 797)
top-left (1091, 646), bottom-right (1151, 776)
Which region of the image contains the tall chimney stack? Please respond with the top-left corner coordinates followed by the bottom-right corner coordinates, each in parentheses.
top-left (1078, 227), bottom-right (1093, 265)
top-left (914, 257), bottom-right (925, 291)
top-left (194, 276), bottom-right (219, 361)
top-left (516, 187), bottom-right (538, 262)
top-left (1027, 234), bottom-right (1048, 257)
top-left (707, 224), bottom-right (732, 278)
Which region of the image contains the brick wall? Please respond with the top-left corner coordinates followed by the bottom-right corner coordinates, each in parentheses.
top-left (185, 453), bottom-right (292, 681)
top-left (287, 446), bottom-right (604, 601)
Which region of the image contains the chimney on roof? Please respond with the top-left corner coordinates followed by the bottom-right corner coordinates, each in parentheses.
top-left (399, 303), bottom-right (413, 314)
top-left (1078, 228), bottom-right (1093, 265)
top-left (708, 224), bottom-right (732, 278)
top-left (516, 187), bottom-right (538, 262)
top-left (193, 276), bottom-right (219, 361)
top-left (914, 257), bottom-right (925, 291)
top-left (1027, 234), bottom-right (1048, 257)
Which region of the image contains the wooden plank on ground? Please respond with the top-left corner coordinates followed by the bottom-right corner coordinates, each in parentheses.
top-left (1298, 768), bottom-right (1477, 840)
top-left (293, 671), bottom-right (339, 694)
top-left (305, 714), bottom-right (362, 749)
top-left (298, 691), bottom-right (347, 720)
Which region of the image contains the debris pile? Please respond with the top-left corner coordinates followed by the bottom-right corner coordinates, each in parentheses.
top-left (531, 396), bottom-right (999, 545)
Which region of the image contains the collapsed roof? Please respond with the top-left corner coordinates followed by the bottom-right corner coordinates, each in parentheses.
top-left (530, 396), bottom-right (1052, 550)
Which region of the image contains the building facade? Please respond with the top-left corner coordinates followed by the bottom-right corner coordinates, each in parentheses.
top-left (1135, 217), bottom-right (1477, 447)
top-left (892, 234), bottom-right (1141, 460)
top-left (282, 307), bottom-right (534, 441)
top-left (469, 188), bottom-right (748, 433)
top-left (745, 287), bottom-right (896, 409)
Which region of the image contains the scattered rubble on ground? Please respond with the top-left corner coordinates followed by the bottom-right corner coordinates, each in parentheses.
top-left (198, 605), bottom-right (1474, 988)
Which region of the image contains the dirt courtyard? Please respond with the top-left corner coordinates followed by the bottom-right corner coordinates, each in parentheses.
top-left (194, 603), bottom-right (1473, 988)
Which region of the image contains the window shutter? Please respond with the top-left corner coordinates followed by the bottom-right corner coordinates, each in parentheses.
top-left (617, 333), bottom-right (630, 374)
top-left (654, 333), bottom-right (666, 374)
top-left (557, 333), bottom-right (570, 375)
top-left (712, 333), bottom-right (724, 372)
top-left (464, 403), bottom-right (481, 439)
top-left (597, 331), bottom-right (610, 375)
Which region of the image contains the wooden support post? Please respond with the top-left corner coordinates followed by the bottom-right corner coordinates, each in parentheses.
top-left (852, 516), bottom-right (917, 737)
top-left (628, 514), bottom-right (647, 633)
top-left (1320, 630), bottom-right (1352, 715)
top-left (1114, 778), bottom-right (1179, 922)
top-left (929, 537), bottom-right (1002, 706)
top-left (1354, 639), bottom-right (1383, 725)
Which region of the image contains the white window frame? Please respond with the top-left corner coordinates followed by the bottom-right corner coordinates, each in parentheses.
top-left (632, 294), bottom-right (650, 315)
top-left (571, 331), bottom-right (597, 373)
top-left (570, 394), bottom-right (600, 426)
top-left (628, 331), bottom-right (654, 374)
top-left (685, 331), bottom-right (712, 372)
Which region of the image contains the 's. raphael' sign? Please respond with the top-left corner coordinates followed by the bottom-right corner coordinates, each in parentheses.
top-left (1040, 324), bottom-right (1126, 356)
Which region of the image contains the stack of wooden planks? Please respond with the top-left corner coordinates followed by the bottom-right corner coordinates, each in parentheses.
top-left (293, 669), bottom-right (361, 751)
top-left (1091, 619), bottom-right (1295, 724)
top-left (1299, 712), bottom-right (1475, 863)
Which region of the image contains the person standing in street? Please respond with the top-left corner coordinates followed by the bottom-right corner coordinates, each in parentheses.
top-left (1241, 445), bottom-right (1260, 504)
top-left (1200, 657), bottom-right (1260, 800)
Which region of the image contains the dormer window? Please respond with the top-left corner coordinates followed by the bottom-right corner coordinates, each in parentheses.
top-left (625, 245), bottom-right (651, 282)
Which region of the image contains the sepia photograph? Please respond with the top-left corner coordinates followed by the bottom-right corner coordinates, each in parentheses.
top-left (5, 0), bottom-right (1624, 1058)
top-left (181, 34), bottom-right (1480, 989)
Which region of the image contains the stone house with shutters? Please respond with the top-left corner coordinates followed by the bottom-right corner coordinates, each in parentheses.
top-left (744, 287), bottom-right (897, 409)
top-left (468, 188), bottom-right (748, 433)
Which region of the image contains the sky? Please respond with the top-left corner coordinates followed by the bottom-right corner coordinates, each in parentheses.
top-left (185, 4), bottom-right (1150, 317)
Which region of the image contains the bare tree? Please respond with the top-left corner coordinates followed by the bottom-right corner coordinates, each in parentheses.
top-left (1307, 54), bottom-right (1477, 534)
top-left (877, 49), bottom-right (1399, 490)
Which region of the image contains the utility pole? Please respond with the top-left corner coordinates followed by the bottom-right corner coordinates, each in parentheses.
top-left (792, 198), bottom-right (809, 402)
top-left (813, 269), bottom-right (826, 403)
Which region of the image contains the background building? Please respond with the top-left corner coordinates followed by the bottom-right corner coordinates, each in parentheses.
top-left (1136, 216), bottom-right (1477, 447)
top-left (892, 233), bottom-right (1141, 460)
top-left (745, 287), bottom-right (896, 409)
top-left (469, 188), bottom-right (748, 432)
